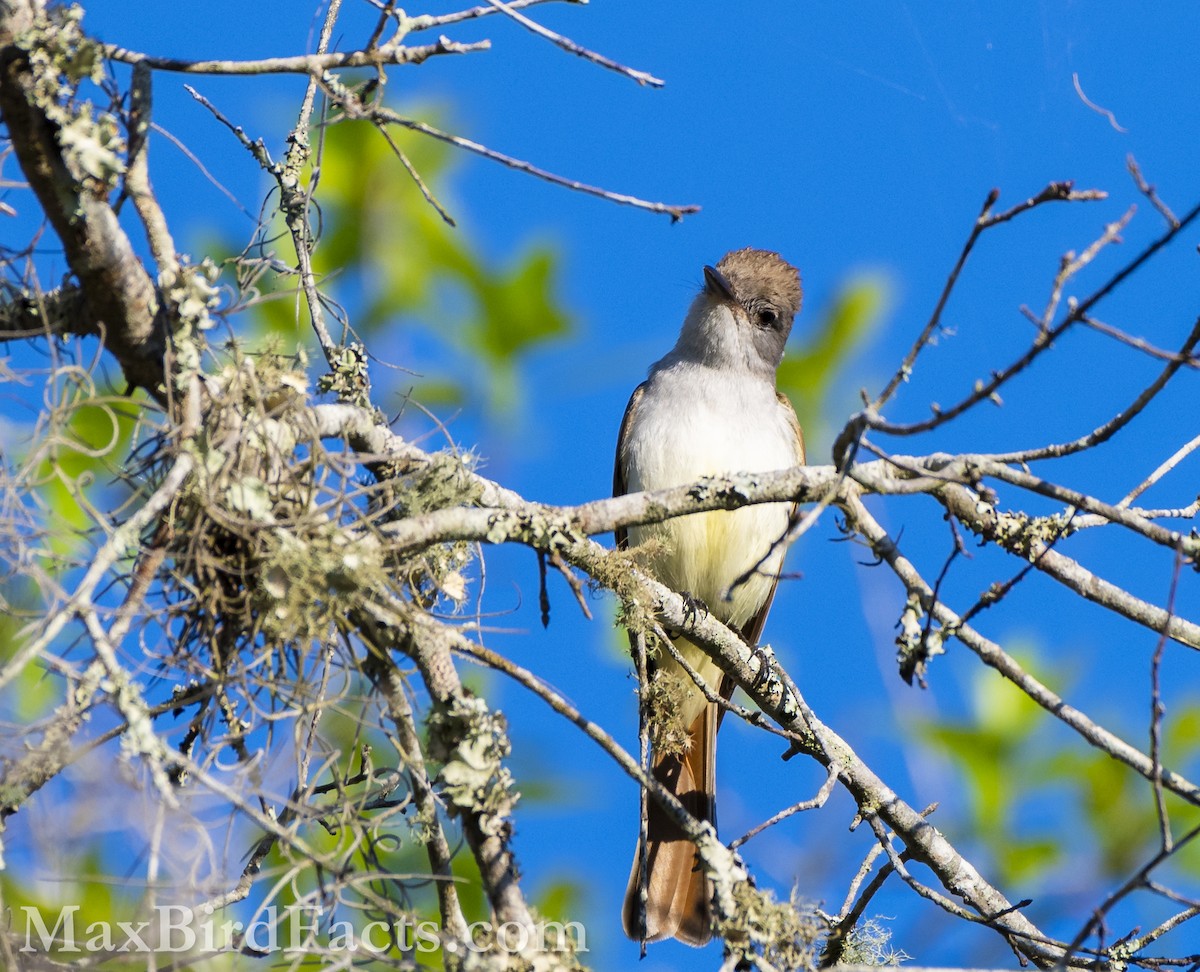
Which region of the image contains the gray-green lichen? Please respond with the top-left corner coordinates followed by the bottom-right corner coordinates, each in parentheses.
top-left (318, 341), bottom-right (373, 408)
top-left (838, 916), bottom-right (908, 967)
top-left (163, 345), bottom-right (420, 660)
top-left (428, 695), bottom-right (518, 828)
top-left (895, 589), bottom-right (944, 685)
top-left (16, 5), bottom-right (125, 197)
top-left (484, 509), bottom-right (584, 552)
top-left (714, 878), bottom-right (825, 972)
top-left (641, 667), bottom-right (690, 758)
top-left (389, 449), bottom-right (484, 517)
top-left (55, 104), bottom-right (123, 184)
top-left (965, 494), bottom-right (1075, 562)
top-left (165, 257), bottom-right (221, 386)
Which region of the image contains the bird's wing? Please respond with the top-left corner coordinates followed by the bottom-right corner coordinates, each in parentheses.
top-left (612, 382), bottom-right (647, 551)
top-left (779, 390), bottom-right (806, 466)
top-left (739, 392), bottom-right (805, 650)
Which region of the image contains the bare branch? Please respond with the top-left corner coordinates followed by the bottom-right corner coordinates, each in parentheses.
top-left (407, 0), bottom-right (586, 32)
top-left (479, 0), bottom-right (664, 87)
top-left (935, 478), bottom-right (1200, 650)
top-left (843, 490), bottom-right (1200, 808)
top-left (102, 36), bottom-right (490, 75)
top-left (1080, 312), bottom-right (1200, 366)
top-left (871, 182), bottom-right (1107, 412)
top-left (0, 0), bottom-right (166, 395)
top-left (277, 0), bottom-right (344, 367)
top-left (870, 193), bottom-right (1200, 437)
top-left (369, 660), bottom-right (472, 954)
top-left (1119, 432), bottom-right (1200, 508)
top-left (2, 452), bottom-right (195, 692)
top-left (319, 72), bottom-right (700, 222)
top-left (124, 64), bottom-right (178, 277)
top-left (1126, 154), bottom-right (1180, 227)
top-left (729, 762), bottom-right (840, 850)
top-left (359, 599), bottom-right (535, 934)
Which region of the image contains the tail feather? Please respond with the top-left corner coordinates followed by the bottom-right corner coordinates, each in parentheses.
top-left (623, 700), bottom-right (718, 946)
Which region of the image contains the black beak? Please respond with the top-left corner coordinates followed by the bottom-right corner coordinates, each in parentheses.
top-left (702, 264), bottom-right (737, 303)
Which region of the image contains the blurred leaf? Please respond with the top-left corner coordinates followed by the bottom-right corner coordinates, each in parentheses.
top-left (3, 850), bottom-right (119, 959)
top-left (535, 877), bottom-right (583, 924)
top-left (918, 651), bottom-right (1066, 885)
top-left (1050, 696), bottom-right (1200, 878)
top-left (460, 246), bottom-right (569, 410)
top-left (234, 114), bottom-right (571, 416)
top-left (0, 578), bottom-right (58, 720)
top-left (1004, 837), bottom-right (1063, 883)
top-left (37, 396), bottom-right (135, 559)
top-left (467, 248), bottom-right (568, 362)
top-left (1049, 745), bottom-right (1156, 876)
top-left (920, 662), bottom-right (1200, 890)
top-left (408, 379), bottom-right (466, 410)
top-left (778, 272), bottom-right (890, 434)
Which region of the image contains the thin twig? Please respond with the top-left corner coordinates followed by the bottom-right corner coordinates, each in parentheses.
top-left (182, 87), bottom-right (278, 174)
top-left (729, 761), bottom-right (839, 849)
top-left (2, 453), bottom-right (195, 691)
top-left (1149, 550), bottom-right (1184, 853)
top-left (633, 630), bottom-right (650, 956)
top-left (1127, 154), bottom-right (1180, 227)
top-left (1080, 313), bottom-right (1200, 366)
top-left (1032, 205), bottom-right (1135, 332)
top-left (480, 0), bottom-right (664, 87)
top-left (102, 37), bottom-right (489, 74)
top-left (405, 0), bottom-right (576, 31)
top-left (862, 812), bottom-right (1042, 948)
top-left (994, 314), bottom-right (1200, 463)
top-left (124, 64), bottom-right (178, 277)
top-left (151, 119), bottom-right (255, 216)
top-left (1118, 431), bottom-right (1200, 509)
top-left (374, 122), bottom-right (456, 225)
top-left (548, 549), bottom-right (592, 620)
top-left (320, 73), bottom-right (700, 222)
top-left (871, 193), bottom-right (1200, 437)
top-left (821, 804), bottom-right (939, 966)
top-left (843, 489), bottom-right (1200, 807)
top-left (371, 660), bottom-right (471, 950)
top-left (872, 182), bottom-right (1106, 412)
top-left (1063, 819), bottom-right (1200, 963)
top-left (278, 0), bottom-right (344, 366)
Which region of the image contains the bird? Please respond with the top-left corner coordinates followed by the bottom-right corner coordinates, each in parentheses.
top-left (614, 247), bottom-right (805, 946)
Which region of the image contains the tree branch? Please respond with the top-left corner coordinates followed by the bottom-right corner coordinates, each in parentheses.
top-left (0, 0), bottom-right (166, 396)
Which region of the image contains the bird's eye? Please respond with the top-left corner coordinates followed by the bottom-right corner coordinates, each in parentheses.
top-left (757, 309), bottom-right (778, 328)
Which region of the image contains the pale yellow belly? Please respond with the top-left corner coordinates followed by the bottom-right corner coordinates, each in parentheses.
top-left (629, 500), bottom-right (789, 629)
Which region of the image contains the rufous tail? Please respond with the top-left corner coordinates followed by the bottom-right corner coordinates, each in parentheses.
top-left (622, 700), bottom-right (717, 946)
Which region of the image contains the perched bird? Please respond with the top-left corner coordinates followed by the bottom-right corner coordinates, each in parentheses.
top-left (614, 248), bottom-right (805, 946)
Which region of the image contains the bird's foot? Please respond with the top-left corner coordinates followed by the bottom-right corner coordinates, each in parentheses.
top-left (679, 591), bottom-right (709, 627)
top-left (747, 643), bottom-right (775, 691)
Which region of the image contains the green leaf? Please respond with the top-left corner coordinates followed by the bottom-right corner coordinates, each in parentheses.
top-left (37, 396), bottom-right (135, 558)
top-left (778, 272), bottom-right (890, 434)
top-left (221, 113), bottom-right (571, 415)
top-left (469, 248), bottom-right (569, 363)
top-left (535, 878), bottom-right (584, 924)
top-left (917, 650), bottom-right (1069, 884)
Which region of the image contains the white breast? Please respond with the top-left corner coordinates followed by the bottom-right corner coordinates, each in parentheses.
top-left (622, 363), bottom-right (800, 629)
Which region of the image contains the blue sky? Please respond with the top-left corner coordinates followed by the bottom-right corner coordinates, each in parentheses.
top-left (16, 1), bottom-right (1200, 967)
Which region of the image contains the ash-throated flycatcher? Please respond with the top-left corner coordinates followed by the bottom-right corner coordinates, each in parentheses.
top-left (614, 248), bottom-right (804, 946)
